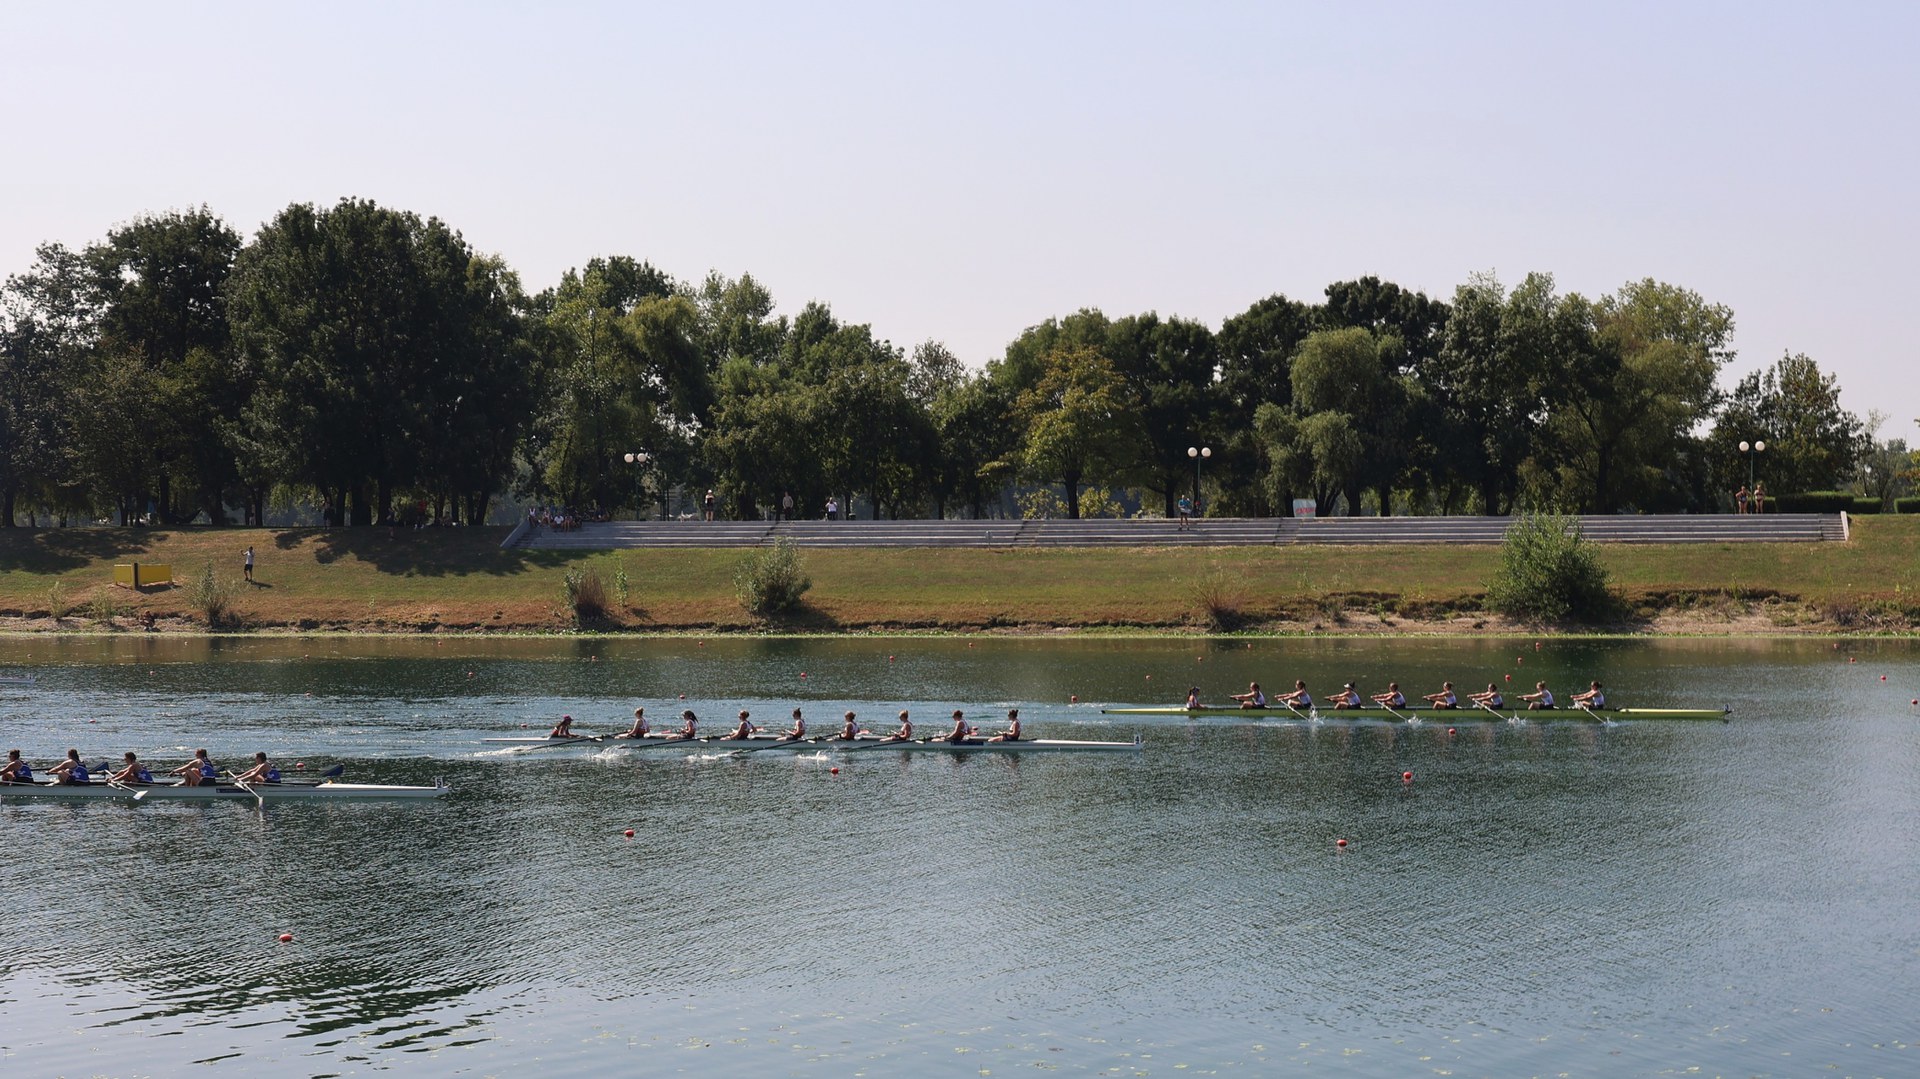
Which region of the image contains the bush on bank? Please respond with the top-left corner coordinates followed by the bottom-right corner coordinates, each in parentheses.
top-left (1484, 512), bottom-right (1616, 623)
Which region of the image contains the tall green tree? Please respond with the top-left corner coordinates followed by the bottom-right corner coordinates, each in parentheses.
top-left (1707, 352), bottom-right (1865, 496)
top-left (1106, 313), bottom-right (1220, 515)
top-left (1015, 345), bottom-right (1140, 519)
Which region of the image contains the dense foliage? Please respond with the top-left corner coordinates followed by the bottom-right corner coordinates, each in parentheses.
top-left (1484, 512), bottom-right (1615, 623)
top-left (0, 201), bottom-right (1901, 527)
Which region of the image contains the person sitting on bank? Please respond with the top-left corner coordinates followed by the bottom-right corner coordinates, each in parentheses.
top-left (1521, 681), bottom-right (1556, 709)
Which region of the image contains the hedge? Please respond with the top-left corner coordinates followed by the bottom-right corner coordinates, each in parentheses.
top-left (1851, 497), bottom-right (1884, 515)
top-left (1896, 497), bottom-right (1920, 514)
top-left (1773, 491), bottom-right (1855, 513)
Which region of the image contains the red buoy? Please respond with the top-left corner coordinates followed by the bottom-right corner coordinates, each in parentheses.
top-left (278, 933), bottom-right (294, 943)
top-left (1070, 694), bottom-right (1079, 703)
top-left (1335, 838), bottom-right (1348, 848)
top-left (1402, 771), bottom-right (1413, 782)
top-left (623, 829), bottom-right (635, 838)
top-left (888, 655), bottom-right (894, 661)
top-left (295, 762), bottom-right (306, 770)
top-left (830, 767), bottom-right (840, 775)
top-left (1447, 727), bottom-right (1456, 736)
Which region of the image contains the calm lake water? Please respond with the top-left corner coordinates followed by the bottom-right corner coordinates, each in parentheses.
top-left (2, 634), bottom-right (1917, 1077)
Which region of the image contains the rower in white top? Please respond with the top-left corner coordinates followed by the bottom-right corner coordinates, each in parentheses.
top-left (879, 710), bottom-right (913, 743)
top-left (725, 710), bottom-right (756, 740)
top-left (942, 709), bottom-right (974, 744)
top-left (1370, 682), bottom-right (1406, 709)
top-left (1422, 681), bottom-right (1459, 710)
top-left (613, 708), bottom-right (650, 739)
top-left (1323, 683), bottom-right (1362, 710)
top-left (776, 708), bottom-right (806, 742)
top-left (1570, 681), bottom-right (1606, 709)
top-left (1469, 683), bottom-right (1505, 709)
top-left (1521, 681), bottom-right (1556, 710)
top-left (983, 708), bottom-right (1021, 742)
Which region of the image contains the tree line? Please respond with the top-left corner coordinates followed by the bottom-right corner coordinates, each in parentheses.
top-left (0, 199), bottom-right (1899, 528)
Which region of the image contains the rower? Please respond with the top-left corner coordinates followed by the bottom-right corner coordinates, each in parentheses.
top-left (1570, 680), bottom-right (1606, 709)
top-left (0, 749), bottom-right (32, 783)
top-left (172, 749), bottom-right (218, 787)
top-left (1422, 681), bottom-right (1458, 709)
top-left (1323, 683), bottom-right (1361, 709)
top-left (837, 711), bottom-right (861, 741)
top-left (1229, 682), bottom-right (1268, 709)
top-left (1469, 683), bottom-right (1505, 709)
top-left (777, 708), bottom-right (806, 742)
top-left (49, 749), bottom-right (91, 786)
top-left (1371, 682), bottom-right (1406, 708)
top-left (1521, 681), bottom-right (1556, 710)
top-left (547, 714), bottom-right (580, 739)
top-left (1275, 680), bottom-right (1311, 708)
top-left (726, 710), bottom-right (755, 740)
top-left (880, 710), bottom-right (912, 743)
top-left (943, 709), bottom-right (975, 744)
top-left (667, 710), bottom-right (698, 741)
top-left (985, 708), bottom-right (1022, 743)
top-left (234, 752), bottom-right (281, 785)
top-left (1184, 686), bottom-right (1204, 709)
top-left (110, 752), bottom-right (155, 785)
top-left (614, 707), bottom-right (649, 739)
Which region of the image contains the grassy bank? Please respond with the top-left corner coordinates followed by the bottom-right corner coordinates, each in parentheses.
top-left (0, 517), bottom-right (1914, 635)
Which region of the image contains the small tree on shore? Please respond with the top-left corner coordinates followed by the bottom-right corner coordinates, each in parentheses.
top-left (734, 539), bottom-right (811, 619)
top-left (1485, 511), bottom-right (1614, 622)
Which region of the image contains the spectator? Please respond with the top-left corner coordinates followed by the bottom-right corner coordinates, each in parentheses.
top-left (826, 496), bottom-right (839, 521)
top-left (1752, 482), bottom-right (1765, 513)
top-left (703, 489), bottom-right (717, 522)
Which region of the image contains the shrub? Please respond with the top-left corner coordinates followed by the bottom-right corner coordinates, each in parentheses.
top-left (1774, 491), bottom-right (1854, 513)
top-left (1850, 497), bottom-right (1884, 515)
top-left (186, 561), bottom-right (238, 627)
top-left (1189, 566), bottom-right (1248, 631)
top-left (563, 567), bottom-right (609, 625)
top-left (734, 539), bottom-right (811, 619)
top-left (1484, 511), bottom-right (1615, 622)
top-left (86, 592), bottom-right (126, 625)
top-left (1896, 497), bottom-right (1920, 514)
top-left (46, 580), bottom-right (70, 619)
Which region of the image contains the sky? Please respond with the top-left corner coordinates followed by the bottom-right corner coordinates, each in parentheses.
top-left (3, 1), bottom-right (1915, 438)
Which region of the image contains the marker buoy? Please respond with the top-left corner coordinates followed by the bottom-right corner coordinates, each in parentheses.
top-left (1534, 641), bottom-right (1541, 650)
top-left (1447, 727), bottom-right (1456, 736)
top-left (1335, 838), bottom-right (1348, 848)
top-left (623, 829), bottom-right (635, 838)
top-left (278, 933), bottom-right (294, 943)
top-left (830, 767), bottom-right (840, 775)
top-left (1849, 657), bottom-right (1856, 663)
top-left (1882, 675), bottom-right (1888, 681)
top-left (888, 655), bottom-right (894, 661)
top-left (1146, 674), bottom-right (1151, 679)
top-left (800, 672), bottom-right (807, 678)
top-left (1069, 694), bottom-right (1078, 703)
top-left (296, 762), bottom-right (306, 770)
top-left (1402, 771), bottom-right (1413, 783)
top-left (1505, 674), bottom-right (1511, 681)
top-left (678, 694), bottom-right (686, 700)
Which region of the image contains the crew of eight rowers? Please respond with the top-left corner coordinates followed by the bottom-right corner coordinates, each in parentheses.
top-left (545, 707), bottom-right (1024, 744)
top-left (0, 748), bottom-right (282, 787)
top-left (1195, 679), bottom-right (1609, 711)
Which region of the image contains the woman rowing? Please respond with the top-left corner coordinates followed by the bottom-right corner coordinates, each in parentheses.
top-left (109, 752), bottom-right (155, 785)
top-left (1570, 680), bottom-right (1606, 709)
top-left (1422, 681), bottom-right (1458, 709)
top-left (49, 749), bottom-right (91, 786)
top-left (1184, 686), bottom-right (1204, 709)
top-left (1469, 683), bottom-right (1505, 709)
top-left (835, 711), bottom-right (862, 741)
top-left (665, 710), bottom-right (698, 741)
top-left (1521, 681), bottom-right (1556, 709)
top-left (547, 714), bottom-right (580, 739)
top-left (776, 708), bottom-right (806, 742)
top-left (1, 749), bottom-right (33, 783)
top-left (234, 751), bottom-right (281, 785)
top-left (942, 709), bottom-right (975, 744)
top-left (725, 710), bottom-right (756, 740)
top-left (1323, 683), bottom-right (1362, 709)
top-left (984, 708), bottom-right (1022, 742)
top-left (880, 710), bottom-right (913, 742)
top-left (1371, 682), bottom-right (1406, 708)
top-left (1230, 682), bottom-right (1268, 708)
top-left (1275, 680), bottom-right (1312, 708)
top-left (171, 749), bottom-right (218, 787)
top-left (613, 708), bottom-right (650, 739)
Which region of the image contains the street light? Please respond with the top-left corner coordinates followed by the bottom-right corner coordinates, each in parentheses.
top-left (1187, 445), bottom-right (1211, 517)
top-left (623, 451), bottom-right (650, 520)
top-left (1737, 439), bottom-right (1765, 487)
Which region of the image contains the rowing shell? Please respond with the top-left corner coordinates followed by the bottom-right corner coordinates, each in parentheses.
top-left (0, 779), bottom-right (450, 801)
top-left (484, 734), bottom-right (1144, 753)
top-left (1100, 706), bottom-right (1729, 722)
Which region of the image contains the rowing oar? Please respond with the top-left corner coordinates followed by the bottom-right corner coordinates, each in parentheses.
top-left (1282, 699), bottom-right (1313, 722)
top-left (514, 734), bottom-right (607, 754)
top-left (227, 771), bottom-right (264, 808)
top-left (102, 773), bottom-right (148, 801)
top-left (1474, 699), bottom-right (1509, 723)
top-left (1576, 701), bottom-right (1607, 724)
top-left (1378, 700), bottom-right (1414, 723)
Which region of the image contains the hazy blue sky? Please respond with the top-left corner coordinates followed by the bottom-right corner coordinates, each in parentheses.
top-left (4, 2), bottom-right (1914, 435)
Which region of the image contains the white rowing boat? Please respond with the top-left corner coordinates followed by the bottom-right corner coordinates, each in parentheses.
top-left (484, 733), bottom-right (1144, 754)
top-left (0, 778), bottom-right (449, 801)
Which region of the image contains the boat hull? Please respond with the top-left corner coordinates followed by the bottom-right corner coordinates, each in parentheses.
top-left (1099, 705), bottom-right (1728, 722)
top-left (0, 780), bottom-right (449, 801)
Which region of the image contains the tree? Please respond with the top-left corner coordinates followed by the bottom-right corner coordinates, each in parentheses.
top-left (0, 244), bottom-right (95, 525)
top-left (1708, 352), bottom-right (1865, 495)
top-left (1015, 345), bottom-right (1140, 519)
top-left (1287, 327), bottom-right (1416, 514)
top-left (1106, 313), bottom-right (1220, 515)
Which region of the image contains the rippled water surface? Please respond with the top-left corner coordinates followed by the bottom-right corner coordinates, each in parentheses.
top-left (2, 635), bottom-right (1917, 1077)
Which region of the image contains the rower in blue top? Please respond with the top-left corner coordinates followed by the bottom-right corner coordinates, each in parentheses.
top-left (50, 749), bottom-right (90, 785)
top-left (0, 749), bottom-right (31, 782)
top-left (171, 748), bottom-right (219, 786)
top-left (110, 752), bottom-right (155, 785)
top-left (235, 752), bottom-right (281, 785)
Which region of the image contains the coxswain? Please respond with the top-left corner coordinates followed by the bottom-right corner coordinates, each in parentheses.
top-left (1371, 682), bottom-right (1406, 708)
top-left (1469, 683), bottom-right (1505, 709)
top-left (1184, 686), bottom-right (1204, 709)
top-left (1324, 683), bottom-right (1362, 709)
top-left (943, 709), bottom-right (975, 744)
top-left (726, 710), bottom-right (755, 740)
top-left (49, 749), bottom-right (91, 785)
top-left (0, 749), bottom-right (32, 783)
top-left (985, 708), bottom-right (1022, 742)
top-left (1521, 681), bottom-right (1556, 710)
top-left (1230, 682), bottom-right (1268, 709)
top-left (614, 708), bottom-right (650, 739)
top-left (836, 711), bottom-right (862, 741)
top-left (1275, 680), bottom-right (1312, 708)
top-left (110, 751), bottom-right (154, 785)
top-left (666, 710), bottom-right (698, 741)
top-left (880, 710), bottom-right (913, 742)
top-left (235, 751), bottom-right (281, 785)
top-left (171, 749), bottom-right (218, 787)
top-left (1570, 680), bottom-right (1606, 709)
top-left (777, 707), bottom-right (806, 742)
top-left (1422, 681), bottom-right (1458, 709)
top-left (547, 714), bottom-right (580, 739)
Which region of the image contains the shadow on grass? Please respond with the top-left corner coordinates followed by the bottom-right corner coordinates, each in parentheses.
top-left (0, 528), bottom-right (156, 573)
top-left (273, 526), bottom-right (581, 577)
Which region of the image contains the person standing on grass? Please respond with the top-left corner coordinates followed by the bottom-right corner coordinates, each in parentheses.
top-left (1177, 494), bottom-right (1193, 531)
top-left (243, 545), bottom-right (254, 582)
top-left (1751, 482), bottom-right (1765, 513)
top-left (702, 490), bottom-right (717, 522)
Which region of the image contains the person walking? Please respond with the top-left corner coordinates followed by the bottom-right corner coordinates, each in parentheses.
top-left (243, 545), bottom-right (255, 583)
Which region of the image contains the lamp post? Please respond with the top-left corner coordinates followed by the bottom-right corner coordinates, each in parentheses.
top-left (623, 451), bottom-right (650, 520)
top-left (1187, 445), bottom-right (1211, 517)
top-left (1737, 439), bottom-right (1765, 505)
